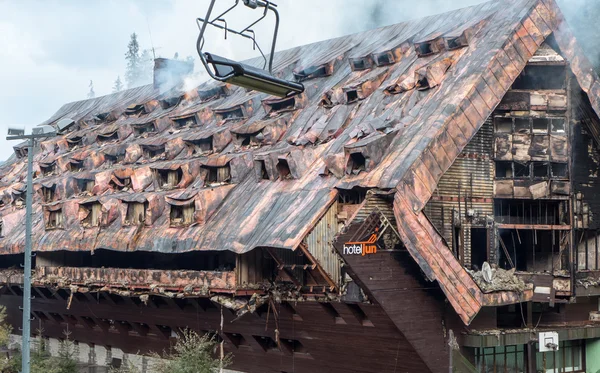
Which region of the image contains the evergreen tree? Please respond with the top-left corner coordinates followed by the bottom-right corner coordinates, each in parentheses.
top-left (139, 49), bottom-right (154, 85)
top-left (112, 76), bottom-right (124, 93)
top-left (87, 80), bottom-right (95, 99)
top-left (125, 33), bottom-right (141, 88)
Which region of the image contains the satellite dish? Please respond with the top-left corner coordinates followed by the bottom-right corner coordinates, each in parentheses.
top-left (482, 262), bottom-right (493, 283)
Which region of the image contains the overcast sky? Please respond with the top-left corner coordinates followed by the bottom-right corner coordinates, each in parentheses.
top-left (0, 0), bottom-right (590, 161)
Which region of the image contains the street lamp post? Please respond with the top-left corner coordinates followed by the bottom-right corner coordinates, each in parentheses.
top-left (6, 125), bottom-right (57, 373)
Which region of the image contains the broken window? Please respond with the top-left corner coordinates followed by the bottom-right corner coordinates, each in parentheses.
top-left (513, 162), bottom-right (530, 178)
top-left (133, 122), bottom-right (156, 136)
top-left (349, 56), bottom-right (373, 71)
top-left (170, 203), bottom-right (195, 227)
top-left (80, 202), bottom-right (102, 227)
top-left (470, 228), bottom-right (488, 270)
top-left (14, 144), bottom-right (28, 159)
top-left (46, 208), bottom-right (64, 230)
top-left (204, 165), bottom-right (231, 184)
top-left (159, 96), bottom-right (182, 109)
top-left (76, 178), bottom-right (95, 194)
top-left (125, 104), bottom-right (146, 116)
top-left (142, 144), bottom-right (166, 160)
top-left (154, 168), bottom-right (182, 190)
top-left (514, 118), bottom-right (530, 134)
top-left (98, 131), bottom-right (119, 143)
top-left (276, 159), bottom-right (292, 180)
top-left (12, 191), bottom-right (25, 207)
top-left (41, 185), bottom-right (55, 202)
top-left (498, 229), bottom-right (564, 272)
top-left (416, 75), bottom-right (430, 90)
top-left (255, 160), bottom-right (269, 180)
top-left (264, 96), bottom-right (295, 114)
top-left (494, 199), bottom-right (567, 225)
top-left (532, 118), bottom-right (550, 134)
top-left (124, 202), bottom-right (147, 226)
top-left (373, 51), bottom-right (395, 66)
top-left (237, 131), bottom-right (263, 147)
top-left (104, 153), bottom-right (124, 166)
top-left (551, 117), bottom-right (565, 133)
top-left (495, 161), bottom-right (513, 178)
top-left (512, 65), bottom-right (566, 90)
top-left (293, 64), bottom-right (330, 82)
top-left (532, 162), bottom-right (549, 178)
top-left (444, 36), bottom-right (468, 50)
top-left (495, 117), bottom-right (513, 133)
top-left (66, 136), bottom-right (83, 150)
top-left (551, 162), bottom-right (568, 178)
top-left (40, 161), bottom-right (56, 176)
top-left (174, 115), bottom-right (197, 128)
top-left (69, 159), bottom-right (84, 172)
top-left (345, 89), bottom-right (359, 104)
top-left (109, 175), bottom-right (132, 191)
top-left (215, 106), bottom-right (245, 121)
top-left (347, 152), bottom-right (366, 175)
top-left (187, 137), bottom-right (213, 155)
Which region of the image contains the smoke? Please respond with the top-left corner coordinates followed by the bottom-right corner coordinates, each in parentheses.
top-left (556, 0), bottom-right (600, 69)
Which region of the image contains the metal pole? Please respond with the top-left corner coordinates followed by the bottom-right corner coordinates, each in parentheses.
top-left (21, 137), bottom-right (34, 373)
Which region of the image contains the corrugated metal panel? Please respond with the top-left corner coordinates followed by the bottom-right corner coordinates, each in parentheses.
top-left (354, 193), bottom-right (396, 224)
top-left (304, 201), bottom-right (343, 286)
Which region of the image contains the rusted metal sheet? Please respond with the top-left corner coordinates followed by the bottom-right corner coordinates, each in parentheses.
top-left (34, 266), bottom-right (237, 291)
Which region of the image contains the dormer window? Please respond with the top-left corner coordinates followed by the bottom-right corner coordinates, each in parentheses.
top-left (170, 202), bottom-right (195, 227)
top-left (110, 174), bottom-right (132, 191)
top-left (142, 144), bottom-right (166, 160)
top-left (46, 207), bottom-right (64, 230)
top-left (159, 96), bottom-right (182, 110)
top-left (277, 159), bottom-right (292, 180)
top-left (12, 191), bottom-right (25, 207)
top-left (76, 178), bottom-right (95, 194)
top-left (41, 185), bottom-right (55, 202)
top-left (263, 96), bottom-right (296, 115)
top-left (444, 36), bottom-right (468, 50)
top-left (344, 89), bottom-right (359, 104)
top-left (13, 143), bottom-right (28, 159)
top-left (125, 104), bottom-right (146, 116)
top-left (173, 115), bottom-right (198, 128)
top-left (414, 37), bottom-right (442, 57)
top-left (95, 112), bottom-right (111, 121)
top-left (104, 153), bottom-right (124, 166)
top-left (349, 56), bottom-right (373, 72)
top-left (255, 160), bottom-right (269, 180)
top-left (347, 152), bottom-right (366, 175)
top-left (215, 106), bottom-right (245, 122)
top-left (203, 165), bottom-right (231, 185)
top-left (154, 168), bottom-right (182, 190)
top-left (237, 131), bottom-right (263, 148)
top-left (187, 137), bottom-right (213, 155)
top-left (69, 159), bottom-right (84, 172)
top-left (80, 202), bottom-right (102, 227)
top-left (98, 131), bottom-right (119, 143)
top-left (198, 85), bottom-right (228, 101)
top-left (66, 136), bottom-right (84, 150)
top-left (40, 161), bottom-right (57, 177)
top-left (133, 122), bottom-right (156, 136)
top-left (124, 202), bottom-right (147, 226)
top-left (293, 64), bottom-right (331, 82)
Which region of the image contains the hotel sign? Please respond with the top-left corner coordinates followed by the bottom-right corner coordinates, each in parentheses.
top-left (343, 230), bottom-right (380, 256)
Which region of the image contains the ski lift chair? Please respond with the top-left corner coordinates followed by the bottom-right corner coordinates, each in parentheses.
top-left (196, 0), bottom-right (304, 98)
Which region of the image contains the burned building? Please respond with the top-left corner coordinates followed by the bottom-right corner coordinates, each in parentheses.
top-left (2, 0), bottom-right (600, 372)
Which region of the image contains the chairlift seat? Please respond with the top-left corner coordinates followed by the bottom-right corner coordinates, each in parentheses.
top-left (205, 53), bottom-right (304, 98)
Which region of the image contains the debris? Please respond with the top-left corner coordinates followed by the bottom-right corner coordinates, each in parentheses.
top-left (468, 266), bottom-right (526, 293)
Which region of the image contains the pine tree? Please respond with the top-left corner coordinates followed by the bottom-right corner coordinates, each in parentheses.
top-left (87, 80), bottom-right (95, 99)
top-left (139, 49), bottom-right (154, 85)
top-left (113, 76), bottom-right (124, 93)
top-left (125, 33), bottom-right (141, 88)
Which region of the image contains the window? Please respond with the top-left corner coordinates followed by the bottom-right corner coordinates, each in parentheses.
top-left (551, 118), bottom-right (565, 133)
top-left (188, 137), bottom-right (213, 155)
top-left (98, 131), bottom-right (119, 143)
top-left (110, 175), bottom-right (131, 191)
top-left (204, 165), bottom-right (231, 184)
top-left (514, 162), bottom-right (530, 179)
top-left (444, 36), bottom-right (468, 50)
top-left (475, 345), bottom-right (526, 373)
top-left (349, 56), bottom-right (372, 71)
top-left (496, 161), bottom-right (513, 178)
top-left (66, 136), bottom-right (83, 150)
top-left (104, 153), bottom-right (124, 166)
top-left (345, 89), bottom-right (359, 104)
top-left (80, 202), bottom-right (102, 227)
top-left (551, 163), bottom-right (568, 178)
top-left (224, 333), bottom-right (249, 348)
top-left (125, 104), bottom-right (146, 116)
top-left (124, 202), bottom-right (147, 225)
top-left (533, 118), bottom-right (550, 134)
top-left (159, 96), bottom-right (182, 109)
top-left (514, 118), bottom-right (530, 133)
top-left (293, 64), bottom-right (330, 82)
top-left (40, 162), bottom-right (56, 176)
top-left (374, 51), bottom-right (395, 66)
top-left (264, 96), bottom-right (295, 114)
top-left (142, 144), bottom-right (165, 160)
top-left (533, 162), bottom-right (549, 178)
top-left (215, 106), bottom-right (245, 121)
top-left (255, 160), bottom-right (269, 180)
top-left (174, 115), bottom-right (197, 128)
top-left (495, 117), bottom-right (513, 133)
top-left (337, 189), bottom-right (366, 205)
top-left (77, 178), bottom-right (95, 194)
top-left (12, 191), bottom-right (25, 207)
top-left (69, 159), bottom-right (84, 172)
top-left (347, 152), bottom-right (366, 175)
top-left (154, 168), bottom-right (182, 190)
top-left (535, 340), bottom-right (584, 373)
top-left (170, 203), bottom-right (195, 227)
top-left (46, 209), bottom-right (64, 230)
top-left (41, 186), bottom-right (55, 202)
top-left (279, 339), bottom-right (307, 354)
top-left (277, 159), bottom-right (292, 180)
top-left (237, 131), bottom-right (263, 147)
top-left (252, 335), bottom-right (279, 352)
top-left (512, 65), bottom-right (566, 90)
top-left (133, 122), bottom-right (156, 136)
